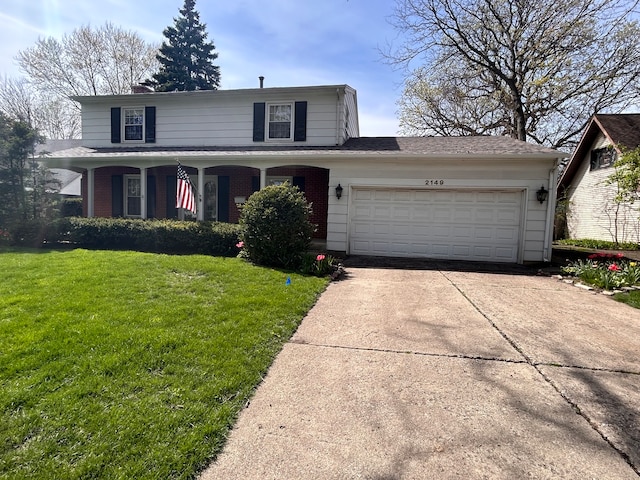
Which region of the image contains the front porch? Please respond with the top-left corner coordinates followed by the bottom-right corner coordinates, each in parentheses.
top-left (81, 164), bottom-right (330, 239)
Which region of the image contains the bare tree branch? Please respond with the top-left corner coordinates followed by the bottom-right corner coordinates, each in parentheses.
top-left (387, 0), bottom-right (640, 149)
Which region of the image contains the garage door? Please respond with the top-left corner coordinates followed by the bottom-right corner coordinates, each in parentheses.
top-left (350, 188), bottom-right (522, 262)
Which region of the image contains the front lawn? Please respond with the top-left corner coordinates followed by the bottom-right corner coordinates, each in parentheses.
top-left (614, 290), bottom-right (640, 309)
top-left (0, 248), bottom-right (328, 479)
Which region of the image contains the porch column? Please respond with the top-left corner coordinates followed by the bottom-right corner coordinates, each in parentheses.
top-left (260, 168), bottom-right (267, 189)
top-left (140, 167), bottom-right (147, 219)
top-left (197, 167), bottom-right (205, 221)
top-left (87, 167), bottom-right (95, 218)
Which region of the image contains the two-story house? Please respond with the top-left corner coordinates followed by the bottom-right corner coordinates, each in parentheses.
top-left (43, 82), bottom-right (562, 263)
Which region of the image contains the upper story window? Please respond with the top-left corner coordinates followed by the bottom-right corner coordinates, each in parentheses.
top-left (253, 101), bottom-right (306, 143)
top-left (123, 108), bottom-right (144, 141)
top-left (111, 106), bottom-right (156, 144)
top-left (590, 147), bottom-right (616, 171)
top-left (268, 104), bottom-right (293, 139)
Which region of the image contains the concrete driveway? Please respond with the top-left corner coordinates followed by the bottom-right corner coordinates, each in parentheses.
top-left (201, 261), bottom-right (640, 479)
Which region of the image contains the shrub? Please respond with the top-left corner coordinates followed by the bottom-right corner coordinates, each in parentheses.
top-left (59, 198), bottom-right (83, 217)
top-left (7, 219), bottom-right (51, 247)
top-left (21, 217), bottom-right (242, 256)
top-left (239, 184), bottom-right (315, 269)
top-left (556, 238), bottom-right (639, 250)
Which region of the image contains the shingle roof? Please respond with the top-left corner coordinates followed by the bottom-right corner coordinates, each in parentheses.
top-left (44, 136), bottom-right (561, 163)
top-left (593, 114), bottom-right (640, 150)
top-left (36, 139), bottom-right (83, 155)
top-left (559, 114), bottom-right (640, 190)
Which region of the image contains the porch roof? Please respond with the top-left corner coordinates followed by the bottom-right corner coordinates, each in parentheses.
top-left (43, 136), bottom-right (562, 165)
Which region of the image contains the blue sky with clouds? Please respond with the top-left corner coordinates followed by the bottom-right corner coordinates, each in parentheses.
top-left (0, 0), bottom-right (405, 136)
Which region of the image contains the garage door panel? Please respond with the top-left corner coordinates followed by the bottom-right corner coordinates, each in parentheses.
top-left (393, 190), bottom-right (412, 201)
top-left (497, 208), bottom-right (519, 223)
top-left (350, 188), bottom-right (522, 263)
top-left (476, 208), bottom-right (495, 222)
top-left (373, 206), bottom-right (391, 219)
top-left (496, 227), bottom-right (518, 241)
top-left (452, 226), bottom-right (473, 239)
top-left (374, 190), bottom-right (392, 201)
top-left (434, 208), bottom-right (452, 221)
top-left (393, 206), bottom-right (411, 219)
top-left (475, 227), bottom-right (493, 240)
top-left (473, 246), bottom-right (493, 258)
top-left (353, 189), bottom-right (373, 201)
top-left (452, 245), bottom-right (471, 257)
top-left (412, 208), bottom-right (432, 221)
top-left (498, 191), bottom-right (520, 203)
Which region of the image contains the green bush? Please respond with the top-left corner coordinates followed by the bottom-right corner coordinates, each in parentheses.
top-left (239, 184), bottom-right (315, 269)
top-left (7, 219), bottom-right (51, 247)
top-left (59, 198), bottom-right (83, 217)
top-left (19, 217), bottom-right (242, 256)
top-left (556, 238), bottom-right (640, 250)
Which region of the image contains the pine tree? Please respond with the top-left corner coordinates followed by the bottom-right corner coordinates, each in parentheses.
top-left (152, 0), bottom-right (220, 91)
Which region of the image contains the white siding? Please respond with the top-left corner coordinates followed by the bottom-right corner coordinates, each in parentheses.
top-left (324, 158), bottom-right (554, 263)
top-left (566, 134), bottom-right (640, 243)
top-left (80, 87), bottom-right (347, 148)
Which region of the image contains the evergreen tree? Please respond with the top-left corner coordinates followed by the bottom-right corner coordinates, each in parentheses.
top-left (152, 0), bottom-right (221, 91)
top-left (0, 114), bottom-right (49, 224)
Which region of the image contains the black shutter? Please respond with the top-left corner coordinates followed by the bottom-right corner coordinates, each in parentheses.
top-left (111, 108), bottom-right (121, 143)
top-left (253, 102), bottom-right (265, 142)
top-left (251, 176), bottom-right (260, 193)
top-left (166, 175), bottom-right (177, 219)
top-left (293, 176), bottom-right (305, 192)
top-left (145, 106), bottom-right (156, 143)
top-left (146, 175), bottom-right (156, 218)
top-left (218, 176), bottom-right (230, 222)
top-left (294, 101), bottom-right (307, 142)
top-left (112, 175), bottom-right (123, 217)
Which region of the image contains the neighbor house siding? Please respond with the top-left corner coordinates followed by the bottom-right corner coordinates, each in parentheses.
top-left (566, 134), bottom-right (640, 243)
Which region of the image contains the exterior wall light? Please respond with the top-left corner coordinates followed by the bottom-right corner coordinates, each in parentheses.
top-left (335, 183), bottom-right (343, 199)
top-left (536, 186), bottom-right (548, 204)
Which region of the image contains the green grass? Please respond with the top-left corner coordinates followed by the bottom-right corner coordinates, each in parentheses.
top-left (614, 290), bottom-right (640, 309)
top-left (0, 248), bottom-right (328, 479)
top-left (555, 238), bottom-right (640, 250)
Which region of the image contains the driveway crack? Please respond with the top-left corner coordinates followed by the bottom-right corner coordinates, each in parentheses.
top-left (440, 270), bottom-right (640, 476)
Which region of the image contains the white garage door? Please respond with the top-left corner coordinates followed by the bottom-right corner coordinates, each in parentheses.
top-left (350, 188), bottom-right (522, 262)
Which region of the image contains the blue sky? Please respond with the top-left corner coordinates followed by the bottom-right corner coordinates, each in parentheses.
top-left (0, 0), bottom-right (405, 136)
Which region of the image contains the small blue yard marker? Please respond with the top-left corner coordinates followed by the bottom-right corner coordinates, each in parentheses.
top-left (286, 276), bottom-right (291, 285)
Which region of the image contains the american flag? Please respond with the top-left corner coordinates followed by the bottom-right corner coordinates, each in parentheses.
top-left (176, 163), bottom-right (196, 215)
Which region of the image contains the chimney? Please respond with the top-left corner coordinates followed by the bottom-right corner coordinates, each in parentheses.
top-left (259, 76), bottom-right (264, 88)
top-left (131, 84), bottom-right (154, 94)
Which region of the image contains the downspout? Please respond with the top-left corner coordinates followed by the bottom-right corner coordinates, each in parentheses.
top-left (542, 159), bottom-right (560, 262)
top-left (335, 88), bottom-right (341, 145)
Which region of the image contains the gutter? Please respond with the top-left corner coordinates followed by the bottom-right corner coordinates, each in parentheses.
top-left (543, 159), bottom-right (560, 262)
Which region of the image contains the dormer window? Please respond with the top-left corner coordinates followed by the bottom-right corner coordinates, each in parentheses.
top-left (268, 104), bottom-right (292, 139)
top-left (124, 108), bottom-right (144, 141)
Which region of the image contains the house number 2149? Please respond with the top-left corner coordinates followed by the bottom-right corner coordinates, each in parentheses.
top-left (425, 180), bottom-right (444, 185)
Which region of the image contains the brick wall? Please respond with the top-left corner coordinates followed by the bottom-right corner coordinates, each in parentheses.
top-left (83, 165), bottom-right (329, 239)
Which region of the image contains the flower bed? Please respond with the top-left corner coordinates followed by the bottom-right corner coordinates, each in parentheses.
top-left (561, 253), bottom-right (640, 290)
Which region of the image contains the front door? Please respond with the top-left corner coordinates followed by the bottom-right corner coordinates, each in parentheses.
top-left (203, 176), bottom-right (218, 221)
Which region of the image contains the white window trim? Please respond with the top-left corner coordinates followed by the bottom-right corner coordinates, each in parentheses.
top-left (266, 102), bottom-right (294, 141)
top-left (122, 106), bottom-right (145, 143)
top-left (124, 174), bottom-right (142, 218)
top-left (266, 176), bottom-right (293, 186)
